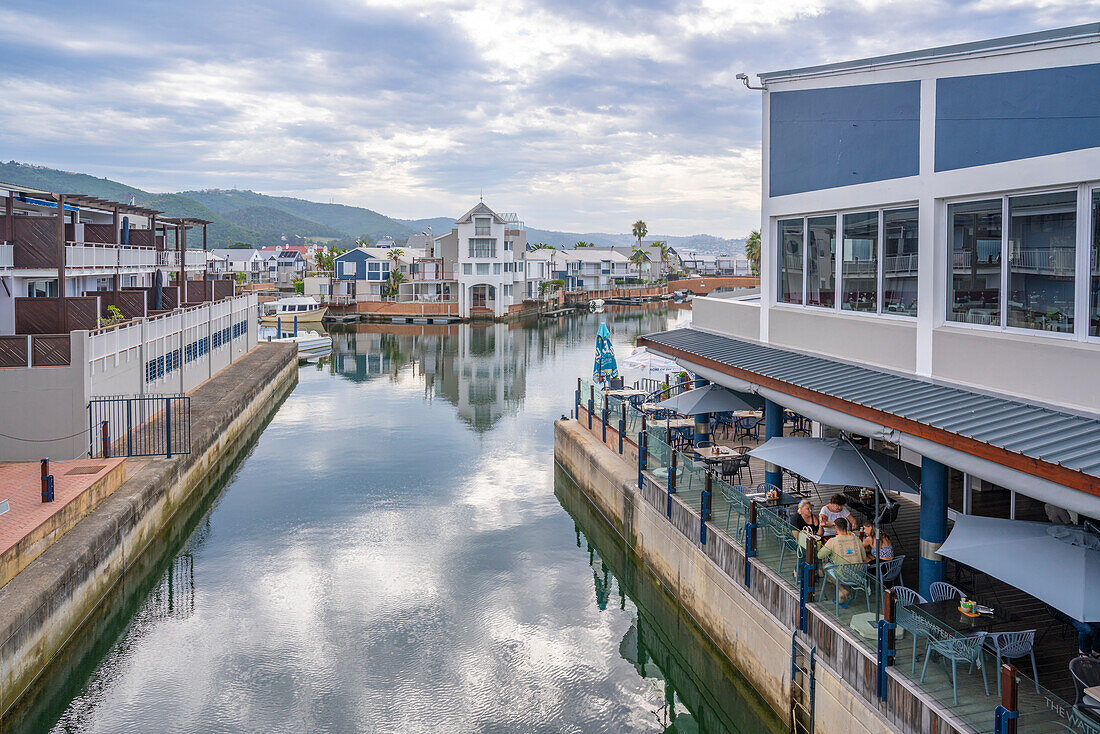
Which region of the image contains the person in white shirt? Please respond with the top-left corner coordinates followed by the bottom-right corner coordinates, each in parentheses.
top-left (818, 494), bottom-right (852, 539)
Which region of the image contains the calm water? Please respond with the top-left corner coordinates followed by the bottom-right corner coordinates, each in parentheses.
top-left (6, 306), bottom-right (782, 734)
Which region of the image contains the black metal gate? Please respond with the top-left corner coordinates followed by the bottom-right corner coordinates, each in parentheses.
top-left (88, 395), bottom-right (191, 458)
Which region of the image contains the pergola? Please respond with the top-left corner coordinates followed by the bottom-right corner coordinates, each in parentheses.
top-left (159, 216), bottom-right (213, 287)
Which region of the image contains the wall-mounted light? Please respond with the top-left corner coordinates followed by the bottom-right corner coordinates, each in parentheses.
top-left (736, 72), bottom-right (766, 91)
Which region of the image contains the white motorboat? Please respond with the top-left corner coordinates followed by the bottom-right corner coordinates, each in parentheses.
top-left (265, 329), bottom-right (332, 358)
top-left (261, 296), bottom-right (327, 324)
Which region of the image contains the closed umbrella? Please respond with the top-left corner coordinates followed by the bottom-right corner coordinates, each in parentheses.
top-left (593, 323), bottom-right (618, 384)
top-left (747, 437), bottom-right (920, 495)
top-left (938, 515), bottom-right (1100, 622)
top-left (656, 384), bottom-right (761, 415)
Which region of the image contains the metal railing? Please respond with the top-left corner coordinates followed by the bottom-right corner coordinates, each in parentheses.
top-left (89, 394), bottom-right (191, 458)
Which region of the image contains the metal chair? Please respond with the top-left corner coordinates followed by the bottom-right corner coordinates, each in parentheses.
top-left (819, 562), bottom-right (872, 615)
top-left (892, 586), bottom-right (930, 673)
top-left (722, 485), bottom-right (752, 535)
top-left (719, 458), bottom-right (746, 485)
top-left (876, 555), bottom-right (905, 587)
top-left (1071, 657), bottom-right (1100, 710)
top-left (1069, 707), bottom-right (1100, 734)
top-left (756, 481), bottom-right (781, 498)
top-left (985, 630), bottom-right (1039, 695)
top-left (920, 632), bottom-right (990, 704)
top-left (775, 521), bottom-right (803, 579)
top-left (929, 581), bottom-right (964, 602)
top-left (735, 416), bottom-right (759, 442)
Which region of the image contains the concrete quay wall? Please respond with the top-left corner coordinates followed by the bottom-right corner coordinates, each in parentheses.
top-left (0, 342), bottom-right (299, 716)
top-left (554, 418), bottom-right (907, 734)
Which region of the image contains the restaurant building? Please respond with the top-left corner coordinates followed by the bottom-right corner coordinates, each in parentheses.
top-left (639, 22), bottom-right (1100, 635)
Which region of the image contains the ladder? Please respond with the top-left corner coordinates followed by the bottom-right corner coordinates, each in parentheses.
top-left (790, 631), bottom-right (816, 734)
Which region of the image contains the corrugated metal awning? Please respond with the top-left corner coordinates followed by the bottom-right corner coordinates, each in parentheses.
top-left (639, 328), bottom-right (1100, 485)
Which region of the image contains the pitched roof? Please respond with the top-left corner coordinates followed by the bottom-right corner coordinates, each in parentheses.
top-left (456, 201), bottom-right (506, 224)
top-left (211, 248), bottom-right (259, 261)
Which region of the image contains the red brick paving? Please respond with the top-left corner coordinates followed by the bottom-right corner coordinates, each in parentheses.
top-left (0, 458), bottom-right (131, 556)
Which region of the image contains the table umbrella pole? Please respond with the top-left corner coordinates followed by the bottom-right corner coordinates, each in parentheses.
top-left (842, 432), bottom-right (885, 621)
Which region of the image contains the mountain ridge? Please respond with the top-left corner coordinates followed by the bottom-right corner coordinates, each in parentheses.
top-left (0, 161), bottom-right (744, 253)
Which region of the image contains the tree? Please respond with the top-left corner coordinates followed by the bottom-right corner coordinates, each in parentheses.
top-left (530, 243), bottom-right (556, 250)
top-left (314, 248), bottom-right (340, 273)
top-left (745, 229), bottom-right (761, 277)
top-left (384, 269), bottom-right (406, 298)
top-left (234, 271), bottom-right (246, 285)
top-left (574, 241), bottom-right (591, 248)
top-left (629, 247), bottom-right (651, 282)
top-left (387, 247), bottom-right (404, 267)
top-left (632, 220), bottom-right (648, 246)
top-left (293, 278), bottom-right (304, 295)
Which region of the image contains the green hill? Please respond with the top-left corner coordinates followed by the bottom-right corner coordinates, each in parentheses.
top-left (221, 205), bottom-right (347, 240)
top-left (0, 161), bottom-right (147, 203)
top-left (181, 189), bottom-right (414, 242)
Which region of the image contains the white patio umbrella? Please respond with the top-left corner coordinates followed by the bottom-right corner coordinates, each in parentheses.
top-left (938, 515), bottom-right (1100, 622)
top-left (619, 346), bottom-right (682, 377)
top-left (656, 384), bottom-right (760, 415)
top-left (747, 437), bottom-right (921, 495)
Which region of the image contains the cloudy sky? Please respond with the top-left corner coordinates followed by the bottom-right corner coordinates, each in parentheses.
top-left (0, 1), bottom-right (1093, 236)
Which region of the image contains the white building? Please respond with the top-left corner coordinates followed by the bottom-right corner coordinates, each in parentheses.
top-left (445, 202), bottom-right (524, 318)
top-left (643, 24), bottom-right (1100, 610)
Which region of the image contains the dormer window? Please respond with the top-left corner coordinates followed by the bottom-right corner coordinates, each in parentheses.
top-left (475, 217), bottom-right (491, 236)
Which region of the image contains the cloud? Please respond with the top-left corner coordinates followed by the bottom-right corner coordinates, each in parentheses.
top-left (0, 0), bottom-right (1089, 236)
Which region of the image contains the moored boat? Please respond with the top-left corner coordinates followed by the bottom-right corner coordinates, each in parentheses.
top-left (260, 296), bottom-right (328, 324)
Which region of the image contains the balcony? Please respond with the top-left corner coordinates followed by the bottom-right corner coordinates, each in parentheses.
top-left (157, 250), bottom-right (207, 269)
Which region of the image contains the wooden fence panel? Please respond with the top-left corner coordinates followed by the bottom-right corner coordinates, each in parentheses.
top-left (129, 229), bottom-right (154, 247)
top-left (82, 223), bottom-right (116, 244)
top-left (0, 336), bottom-right (28, 367)
top-left (213, 280), bottom-right (235, 300)
top-left (31, 335), bottom-right (71, 366)
top-left (15, 298), bottom-right (60, 334)
top-left (13, 217), bottom-right (57, 268)
top-left (66, 297), bottom-right (100, 330)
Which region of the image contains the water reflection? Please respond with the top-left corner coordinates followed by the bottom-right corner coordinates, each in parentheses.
top-left (556, 466), bottom-right (784, 734)
top-left (4, 302), bottom-right (778, 734)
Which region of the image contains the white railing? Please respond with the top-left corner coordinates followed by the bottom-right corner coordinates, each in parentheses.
top-left (1009, 246), bottom-right (1076, 274)
top-left (884, 253), bottom-right (919, 273)
top-left (86, 293), bottom-right (259, 396)
top-left (0, 243), bottom-right (11, 269)
top-left (157, 250), bottom-right (208, 268)
top-left (64, 244), bottom-right (157, 269)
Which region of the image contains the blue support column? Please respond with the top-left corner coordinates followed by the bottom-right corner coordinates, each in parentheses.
top-left (919, 456), bottom-right (948, 599)
top-left (693, 377), bottom-right (710, 446)
top-left (764, 398), bottom-right (783, 488)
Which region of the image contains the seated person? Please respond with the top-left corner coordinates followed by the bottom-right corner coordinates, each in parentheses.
top-left (1050, 606), bottom-right (1100, 659)
top-left (819, 494), bottom-right (852, 539)
top-left (861, 524), bottom-right (895, 562)
top-left (816, 517), bottom-right (866, 605)
top-left (790, 499), bottom-right (820, 540)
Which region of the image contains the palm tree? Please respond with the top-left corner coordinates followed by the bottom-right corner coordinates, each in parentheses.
top-left (384, 269), bottom-right (406, 298)
top-left (574, 241), bottom-right (592, 248)
top-left (632, 220), bottom-right (648, 246)
top-left (530, 243), bottom-right (556, 250)
top-left (387, 247), bottom-right (404, 267)
top-left (629, 247), bottom-right (651, 282)
top-left (745, 229), bottom-right (761, 277)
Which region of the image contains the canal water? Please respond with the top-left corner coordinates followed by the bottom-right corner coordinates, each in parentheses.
top-left (6, 307), bottom-right (783, 734)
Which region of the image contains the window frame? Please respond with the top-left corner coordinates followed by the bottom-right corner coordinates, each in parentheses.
top-left (773, 203), bottom-right (917, 322)
top-left (943, 185), bottom-right (1083, 342)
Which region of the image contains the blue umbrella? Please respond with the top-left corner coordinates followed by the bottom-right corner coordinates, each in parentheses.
top-left (593, 323), bottom-right (618, 384)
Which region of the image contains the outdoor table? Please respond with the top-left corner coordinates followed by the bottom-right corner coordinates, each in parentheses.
top-left (911, 599), bottom-right (1021, 635)
top-left (606, 388), bottom-right (647, 399)
top-left (693, 445), bottom-right (741, 463)
top-left (745, 489), bottom-right (799, 513)
top-left (729, 410), bottom-right (763, 418)
top-left (842, 488), bottom-right (877, 519)
top-left (638, 402), bottom-right (665, 413)
top-left (652, 417), bottom-right (695, 429)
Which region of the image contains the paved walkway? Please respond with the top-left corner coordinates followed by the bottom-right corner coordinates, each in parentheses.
top-left (0, 457), bottom-right (129, 556)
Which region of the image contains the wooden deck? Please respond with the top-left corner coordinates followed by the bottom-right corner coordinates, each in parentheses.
top-left (678, 426), bottom-right (1082, 704)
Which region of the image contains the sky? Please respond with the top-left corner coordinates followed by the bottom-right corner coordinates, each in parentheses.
top-left (0, 1), bottom-right (1094, 237)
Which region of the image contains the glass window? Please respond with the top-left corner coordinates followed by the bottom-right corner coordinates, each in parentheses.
top-left (883, 207), bottom-right (919, 316)
top-left (493, 263), bottom-right (501, 274)
top-left (1092, 191), bottom-right (1100, 337)
top-left (841, 211), bottom-right (878, 312)
top-left (1007, 191), bottom-right (1076, 333)
top-left (462, 263), bottom-right (472, 275)
top-left (778, 219), bottom-right (803, 304)
top-left (476, 263), bottom-right (489, 275)
top-left (948, 199), bottom-right (1002, 326)
top-left (806, 215), bottom-right (836, 308)
top-left (27, 280), bottom-right (58, 298)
